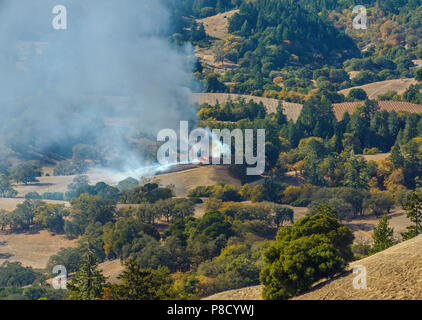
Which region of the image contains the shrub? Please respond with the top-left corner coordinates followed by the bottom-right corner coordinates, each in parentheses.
top-left (25, 192), bottom-right (42, 199)
top-left (363, 147), bottom-right (381, 155)
top-left (117, 177), bottom-right (139, 192)
top-left (53, 160), bottom-right (87, 176)
top-left (0, 261), bottom-right (43, 287)
top-left (348, 88), bottom-right (367, 101)
top-left (64, 191), bottom-right (77, 201)
top-left (415, 68), bottom-right (422, 81)
top-left (291, 198), bottom-right (310, 207)
top-left (47, 247), bottom-right (84, 274)
top-left (42, 192), bottom-right (64, 201)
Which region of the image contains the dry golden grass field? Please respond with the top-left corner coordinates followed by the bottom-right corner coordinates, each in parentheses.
top-left (195, 46), bottom-right (239, 73)
top-left (295, 234), bottom-right (422, 300)
top-left (0, 198), bottom-right (69, 211)
top-left (345, 209), bottom-right (411, 242)
top-left (361, 153), bottom-right (390, 162)
top-left (197, 10), bottom-right (238, 40)
top-left (155, 165), bottom-right (241, 197)
top-left (194, 10), bottom-right (239, 72)
top-left (0, 229), bottom-right (77, 269)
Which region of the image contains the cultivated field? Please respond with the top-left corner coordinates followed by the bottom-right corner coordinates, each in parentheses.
top-left (332, 100), bottom-right (422, 120)
top-left (339, 78), bottom-right (417, 99)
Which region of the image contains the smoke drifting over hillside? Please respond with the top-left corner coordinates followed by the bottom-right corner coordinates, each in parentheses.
top-left (0, 0), bottom-right (195, 165)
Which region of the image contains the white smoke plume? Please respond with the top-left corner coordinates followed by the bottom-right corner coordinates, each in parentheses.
top-left (0, 0), bottom-right (196, 172)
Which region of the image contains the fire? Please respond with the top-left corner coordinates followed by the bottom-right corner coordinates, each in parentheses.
top-left (198, 155), bottom-right (211, 164)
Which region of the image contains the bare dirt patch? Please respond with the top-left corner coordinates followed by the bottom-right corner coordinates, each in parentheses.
top-left (194, 202), bottom-right (206, 219)
top-left (412, 60), bottom-right (422, 68)
top-left (99, 259), bottom-right (124, 284)
top-left (361, 153), bottom-right (390, 162)
top-left (282, 171), bottom-right (306, 186)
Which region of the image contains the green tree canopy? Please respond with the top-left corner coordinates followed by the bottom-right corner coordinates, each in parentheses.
top-left (260, 213), bottom-right (354, 300)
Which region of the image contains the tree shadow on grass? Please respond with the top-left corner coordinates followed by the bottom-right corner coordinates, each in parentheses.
top-left (0, 252), bottom-right (13, 259)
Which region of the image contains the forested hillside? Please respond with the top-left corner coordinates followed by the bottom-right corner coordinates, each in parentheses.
top-left (185, 0), bottom-right (422, 100)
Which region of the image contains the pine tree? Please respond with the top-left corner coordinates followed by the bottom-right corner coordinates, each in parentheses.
top-left (216, 0), bottom-right (222, 13)
top-left (240, 20), bottom-right (251, 36)
top-left (402, 193), bottom-right (422, 240)
top-left (403, 115), bottom-right (418, 143)
top-left (274, 102), bottom-right (287, 126)
top-left (198, 23), bottom-right (206, 40)
top-left (67, 246), bottom-right (106, 300)
top-left (370, 215), bottom-right (396, 254)
top-left (312, 203), bottom-right (338, 219)
top-left (106, 259), bottom-right (177, 300)
top-left (389, 145), bottom-right (404, 169)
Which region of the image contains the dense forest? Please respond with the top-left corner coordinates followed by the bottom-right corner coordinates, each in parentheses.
top-left (185, 0), bottom-right (422, 99)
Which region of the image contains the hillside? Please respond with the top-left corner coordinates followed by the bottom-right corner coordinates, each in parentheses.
top-left (197, 9), bottom-right (239, 40)
top-left (192, 93), bottom-right (422, 123)
top-left (332, 100), bottom-right (422, 120)
top-left (339, 79), bottom-right (417, 100)
top-left (155, 165), bottom-right (241, 197)
top-left (295, 234), bottom-right (422, 300)
top-left (205, 234), bottom-right (422, 300)
top-left (0, 230), bottom-right (77, 269)
top-left (191, 93), bottom-right (303, 121)
top-left (195, 10), bottom-right (239, 72)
